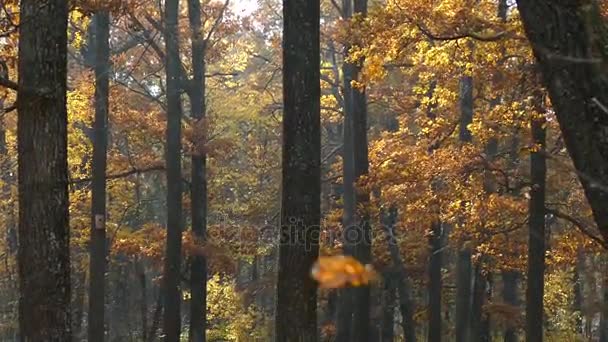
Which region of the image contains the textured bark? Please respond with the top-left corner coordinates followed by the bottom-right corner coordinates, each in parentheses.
top-left (187, 0), bottom-right (207, 340)
top-left (274, 0), bottom-right (320, 339)
top-left (88, 10), bottom-right (110, 342)
top-left (162, 0), bottom-right (184, 339)
top-left (17, 0), bottom-right (71, 340)
top-left (525, 111), bottom-right (547, 342)
top-left (502, 271), bottom-right (519, 342)
top-left (516, 0), bottom-right (608, 241)
top-left (471, 266), bottom-right (491, 342)
top-left (455, 75), bottom-right (473, 342)
top-left (137, 261), bottom-right (149, 342)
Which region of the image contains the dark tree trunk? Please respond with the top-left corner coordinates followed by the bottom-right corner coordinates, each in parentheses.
top-left (17, 0), bottom-right (71, 340)
top-left (502, 271), bottom-right (519, 342)
top-left (351, 0), bottom-right (371, 340)
top-left (274, 0), bottom-right (321, 339)
top-left (471, 265), bottom-right (491, 342)
top-left (187, 0), bottom-right (208, 340)
top-left (455, 248), bottom-right (472, 342)
top-left (525, 105), bottom-right (547, 342)
top-left (162, 0), bottom-right (184, 339)
top-left (455, 75), bottom-right (473, 342)
top-left (380, 275), bottom-right (395, 342)
top-left (336, 0), bottom-right (356, 339)
top-left (88, 9), bottom-right (110, 342)
top-left (382, 207), bottom-right (416, 342)
top-left (515, 0), bottom-right (608, 240)
top-left (428, 222), bottom-right (443, 342)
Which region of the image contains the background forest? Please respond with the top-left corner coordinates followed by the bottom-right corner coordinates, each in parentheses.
top-left (1, 0), bottom-right (608, 341)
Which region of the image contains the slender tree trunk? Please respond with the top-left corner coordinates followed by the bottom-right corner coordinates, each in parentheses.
top-left (88, 9), bottom-right (110, 342)
top-left (455, 75), bottom-right (473, 342)
top-left (336, 0), bottom-right (356, 339)
top-left (274, 0), bottom-right (321, 339)
top-left (382, 207), bottom-right (416, 342)
top-left (380, 275), bottom-right (395, 342)
top-left (428, 221), bottom-right (443, 342)
top-left (17, 0), bottom-right (71, 340)
top-left (187, 0), bottom-right (208, 340)
top-left (351, 0), bottom-right (371, 340)
top-left (162, 0), bottom-right (184, 339)
top-left (525, 99), bottom-right (547, 342)
top-left (502, 271), bottom-right (519, 342)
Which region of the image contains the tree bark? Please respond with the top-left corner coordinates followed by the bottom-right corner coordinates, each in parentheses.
top-left (428, 221), bottom-right (443, 342)
top-left (351, 0), bottom-right (371, 341)
top-left (455, 75), bottom-right (473, 342)
top-left (382, 207), bottom-right (416, 342)
top-left (380, 275), bottom-right (395, 342)
top-left (516, 0), bottom-right (608, 241)
top-left (502, 271), bottom-right (519, 342)
top-left (88, 9), bottom-right (110, 342)
top-left (525, 103), bottom-right (547, 342)
top-left (336, 0), bottom-right (356, 339)
top-left (274, 0), bottom-right (321, 339)
top-left (162, 0), bottom-right (184, 339)
top-left (187, 0), bottom-right (208, 340)
top-left (17, 0), bottom-right (71, 340)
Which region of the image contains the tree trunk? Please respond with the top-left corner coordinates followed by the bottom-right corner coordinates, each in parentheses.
top-left (515, 0), bottom-right (608, 241)
top-left (187, 0), bottom-right (208, 340)
top-left (351, 0), bottom-right (371, 340)
top-left (380, 275), bottom-right (395, 342)
top-left (336, 0), bottom-right (356, 339)
top-left (382, 207), bottom-right (416, 342)
top-left (455, 75), bottom-right (473, 342)
top-left (573, 251), bottom-right (584, 335)
top-left (502, 271), bottom-right (519, 342)
top-left (428, 221), bottom-right (443, 342)
top-left (88, 9), bottom-right (110, 342)
top-left (525, 101), bottom-right (547, 342)
top-left (162, 0), bottom-right (184, 339)
top-left (274, 0), bottom-right (321, 339)
top-left (17, 0), bottom-right (71, 340)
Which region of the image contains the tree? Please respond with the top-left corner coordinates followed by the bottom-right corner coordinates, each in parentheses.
top-left (516, 0), bottom-right (608, 241)
top-left (16, 0), bottom-right (71, 340)
top-left (274, 0), bottom-right (321, 339)
top-left (525, 93), bottom-right (547, 342)
top-left (162, 0), bottom-right (184, 339)
top-left (88, 8), bottom-right (110, 342)
top-left (187, 0), bottom-right (209, 340)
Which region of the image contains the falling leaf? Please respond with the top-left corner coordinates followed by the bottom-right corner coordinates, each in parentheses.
top-left (311, 255), bottom-right (377, 288)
